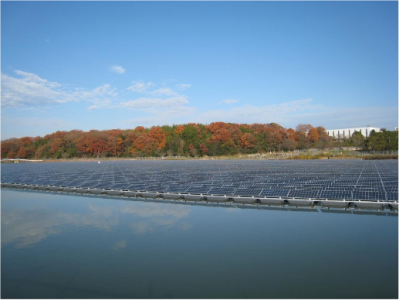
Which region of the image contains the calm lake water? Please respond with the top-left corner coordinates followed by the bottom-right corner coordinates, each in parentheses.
top-left (1, 189), bottom-right (398, 299)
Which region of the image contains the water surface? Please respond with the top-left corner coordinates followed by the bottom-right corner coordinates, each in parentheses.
top-left (2, 189), bottom-right (398, 298)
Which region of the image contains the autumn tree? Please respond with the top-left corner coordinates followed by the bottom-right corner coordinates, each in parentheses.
top-left (240, 133), bottom-right (256, 151)
top-left (308, 128), bottom-right (319, 143)
top-left (174, 125), bottom-right (185, 136)
top-left (148, 126), bottom-right (167, 151)
top-left (1, 122), bottom-right (340, 159)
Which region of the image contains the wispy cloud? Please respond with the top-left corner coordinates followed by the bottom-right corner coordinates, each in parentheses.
top-left (127, 80), bottom-right (153, 93)
top-left (176, 83), bottom-right (191, 90)
top-left (110, 65), bottom-right (125, 74)
top-left (194, 99), bottom-right (320, 125)
top-left (122, 81), bottom-right (194, 115)
top-left (188, 99), bottom-right (396, 129)
top-left (1, 70), bottom-right (192, 115)
top-left (127, 82), bottom-right (182, 96)
top-left (3, 70), bottom-right (396, 131)
top-left (1, 70), bottom-right (118, 109)
top-left (87, 105), bottom-right (99, 111)
top-left (220, 99), bottom-right (239, 104)
top-left (93, 84), bottom-right (117, 96)
top-left (150, 88), bottom-right (177, 96)
top-left (1, 71), bottom-right (63, 108)
top-left (120, 96), bottom-right (188, 111)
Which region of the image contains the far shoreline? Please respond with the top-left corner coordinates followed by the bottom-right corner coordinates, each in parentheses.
top-left (2, 151), bottom-right (397, 163)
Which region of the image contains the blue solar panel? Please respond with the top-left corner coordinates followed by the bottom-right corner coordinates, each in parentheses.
top-left (2, 160), bottom-right (397, 201)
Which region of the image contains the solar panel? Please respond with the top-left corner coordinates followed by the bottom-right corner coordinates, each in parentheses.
top-left (1, 160), bottom-right (397, 202)
top-left (260, 189), bottom-right (290, 197)
top-left (95, 182), bottom-right (115, 189)
top-left (186, 186), bottom-right (211, 194)
top-left (234, 188), bottom-right (262, 197)
top-left (320, 191), bottom-right (353, 199)
top-left (208, 187), bottom-right (236, 195)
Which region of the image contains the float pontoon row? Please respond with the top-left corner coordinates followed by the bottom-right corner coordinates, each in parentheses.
top-left (1, 182), bottom-right (397, 212)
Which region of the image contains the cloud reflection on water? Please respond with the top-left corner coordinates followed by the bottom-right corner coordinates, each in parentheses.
top-left (1, 191), bottom-right (191, 249)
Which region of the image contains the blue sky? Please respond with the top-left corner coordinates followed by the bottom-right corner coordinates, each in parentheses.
top-left (1, 1), bottom-right (398, 139)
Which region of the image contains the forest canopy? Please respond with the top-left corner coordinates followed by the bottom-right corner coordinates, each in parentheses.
top-left (1, 122), bottom-right (396, 159)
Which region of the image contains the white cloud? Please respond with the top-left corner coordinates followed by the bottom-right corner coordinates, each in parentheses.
top-left (3, 70), bottom-right (395, 131)
top-left (290, 106), bottom-right (399, 130)
top-left (110, 65), bottom-right (125, 74)
top-left (193, 99), bottom-right (319, 125)
top-left (1, 70), bottom-right (119, 109)
top-left (187, 99), bottom-right (396, 130)
top-left (127, 80), bottom-right (153, 93)
top-left (122, 107), bottom-right (197, 127)
top-left (176, 83), bottom-right (191, 90)
top-left (1, 71), bottom-right (63, 108)
top-left (150, 88), bottom-right (177, 96)
top-left (93, 84), bottom-right (118, 97)
top-left (220, 99), bottom-right (239, 104)
top-left (127, 82), bottom-right (182, 97)
top-left (87, 105), bottom-right (99, 111)
top-left (120, 96), bottom-right (188, 111)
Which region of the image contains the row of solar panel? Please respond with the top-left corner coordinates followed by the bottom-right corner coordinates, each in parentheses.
top-left (4, 180), bottom-right (397, 200)
top-left (4, 175), bottom-right (395, 188)
top-left (3, 161), bottom-right (397, 200)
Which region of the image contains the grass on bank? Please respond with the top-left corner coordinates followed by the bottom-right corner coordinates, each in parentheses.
top-left (2, 150), bottom-right (397, 163)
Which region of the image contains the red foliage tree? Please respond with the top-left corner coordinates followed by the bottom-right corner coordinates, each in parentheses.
top-left (240, 133), bottom-right (256, 149)
top-left (308, 128), bottom-right (319, 143)
top-left (174, 125), bottom-right (185, 136)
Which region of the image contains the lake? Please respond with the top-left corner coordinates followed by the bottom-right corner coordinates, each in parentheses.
top-left (1, 188), bottom-right (398, 299)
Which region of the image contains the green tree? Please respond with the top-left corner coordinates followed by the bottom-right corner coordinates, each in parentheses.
top-left (351, 131), bottom-right (365, 150)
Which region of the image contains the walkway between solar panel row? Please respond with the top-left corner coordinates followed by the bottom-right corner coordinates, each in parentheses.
top-left (1, 160), bottom-right (398, 202)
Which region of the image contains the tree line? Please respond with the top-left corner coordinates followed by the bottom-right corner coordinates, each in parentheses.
top-left (1, 122), bottom-right (397, 159)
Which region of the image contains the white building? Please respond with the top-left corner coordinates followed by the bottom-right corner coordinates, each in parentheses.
top-left (326, 127), bottom-right (380, 139)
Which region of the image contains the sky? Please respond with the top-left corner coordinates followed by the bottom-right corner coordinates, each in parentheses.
top-left (1, 1), bottom-right (398, 139)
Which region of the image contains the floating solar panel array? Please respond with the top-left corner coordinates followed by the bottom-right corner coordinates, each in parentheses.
top-left (1, 160), bottom-right (398, 208)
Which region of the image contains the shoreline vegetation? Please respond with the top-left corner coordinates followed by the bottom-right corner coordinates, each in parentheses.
top-left (1, 122), bottom-right (398, 161)
top-left (2, 150), bottom-right (397, 163)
